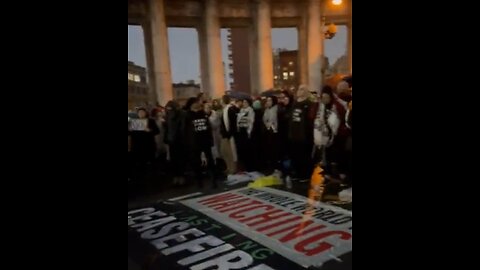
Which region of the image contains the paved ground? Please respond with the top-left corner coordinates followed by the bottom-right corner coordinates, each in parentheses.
top-left (128, 159), bottom-right (349, 206)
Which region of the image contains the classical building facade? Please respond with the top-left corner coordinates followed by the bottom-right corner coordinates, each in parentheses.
top-left (128, 0), bottom-right (352, 104)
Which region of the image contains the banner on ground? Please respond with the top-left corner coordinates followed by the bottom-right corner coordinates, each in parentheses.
top-left (128, 187), bottom-right (352, 270)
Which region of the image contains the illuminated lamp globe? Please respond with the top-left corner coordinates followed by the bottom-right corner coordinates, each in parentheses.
top-left (327, 23), bottom-right (337, 34)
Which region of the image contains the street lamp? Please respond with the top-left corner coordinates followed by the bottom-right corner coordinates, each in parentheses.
top-left (324, 23), bottom-right (337, 39)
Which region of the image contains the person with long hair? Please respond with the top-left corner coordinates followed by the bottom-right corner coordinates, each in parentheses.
top-left (278, 90), bottom-right (294, 161)
top-left (235, 98), bottom-right (255, 172)
top-left (313, 86), bottom-right (340, 169)
top-left (262, 96), bottom-right (280, 173)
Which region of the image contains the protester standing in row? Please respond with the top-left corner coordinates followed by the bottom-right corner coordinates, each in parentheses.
top-left (262, 96), bottom-right (280, 173)
top-left (184, 97), bottom-right (217, 188)
top-left (313, 86), bottom-right (340, 168)
top-left (220, 95), bottom-right (239, 174)
top-left (235, 99), bottom-right (255, 171)
top-left (163, 100), bottom-right (186, 185)
top-left (204, 102), bottom-right (222, 161)
top-left (288, 85), bottom-right (317, 179)
top-left (129, 108), bottom-right (160, 181)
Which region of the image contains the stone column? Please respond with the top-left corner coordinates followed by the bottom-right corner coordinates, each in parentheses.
top-left (196, 23), bottom-right (210, 96)
top-left (142, 22), bottom-right (158, 105)
top-left (307, 0), bottom-right (324, 93)
top-left (203, 0), bottom-right (225, 98)
top-left (347, 0), bottom-right (352, 74)
top-left (149, 0), bottom-right (173, 105)
top-left (252, 0), bottom-right (273, 94)
top-left (249, 22), bottom-right (259, 95)
top-left (297, 9), bottom-right (308, 86)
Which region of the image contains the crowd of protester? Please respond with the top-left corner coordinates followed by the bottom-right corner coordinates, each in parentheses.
top-left (128, 78), bottom-right (352, 190)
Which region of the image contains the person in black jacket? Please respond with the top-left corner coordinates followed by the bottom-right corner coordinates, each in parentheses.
top-left (278, 90), bottom-right (294, 162)
top-left (219, 95), bottom-right (240, 175)
top-left (129, 108), bottom-right (160, 181)
top-left (163, 100), bottom-right (186, 185)
top-left (262, 96), bottom-right (280, 174)
top-left (235, 98), bottom-right (255, 172)
top-left (184, 97), bottom-right (217, 188)
top-left (288, 85), bottom-right (318, 180)
top-left (251, 98), bottom-right (264, 171)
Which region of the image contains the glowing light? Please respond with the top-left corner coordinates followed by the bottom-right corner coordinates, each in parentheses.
top-left (332, 0), bottom-right (342, 5)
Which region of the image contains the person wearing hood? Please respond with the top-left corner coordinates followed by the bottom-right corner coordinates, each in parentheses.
top-left (184, 97), bottom-right (217, 188)
top-left (262, 96), bottom-right (280, 173)
top-left (164, 100), bottom-right (186, 185)
top-left (235, 98), bottom-right (255, 171)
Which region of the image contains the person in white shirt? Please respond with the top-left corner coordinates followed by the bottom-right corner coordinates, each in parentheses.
top-left (313, 87), bottom-right (340, 168)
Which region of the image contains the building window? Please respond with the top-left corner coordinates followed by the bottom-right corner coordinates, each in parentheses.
top-left (283, 67), bottom-right (288, 71)
top-left (283, 72), bottom-right (288, 80)
top-left (289, 71), bottom-right (295, 77)
top-left (289, 61), bottom-right (293, 66)
top-left (128, 73), bottom-right (134, 81)
top-left (274, 75), bottom-right (278, 80)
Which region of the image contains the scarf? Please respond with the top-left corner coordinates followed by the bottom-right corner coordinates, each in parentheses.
top-left (263, 105), bottom-right (278, 133)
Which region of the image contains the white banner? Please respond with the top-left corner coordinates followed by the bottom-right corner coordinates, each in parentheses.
top-left (129, 119), bottom-right (147, 131)
top-left (181, 187), bottom-right (352, 268)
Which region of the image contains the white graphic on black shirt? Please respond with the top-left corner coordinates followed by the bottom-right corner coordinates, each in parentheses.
top-left (293, 108), bottom-right (303, 122)
top-left (193, 118), bottom-right (208, 132)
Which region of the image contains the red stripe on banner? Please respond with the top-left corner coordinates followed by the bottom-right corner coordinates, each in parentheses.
top-left (295, 231), bottom-right (352, 256)
top-left (229, 205), bottom-right (275, 219)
